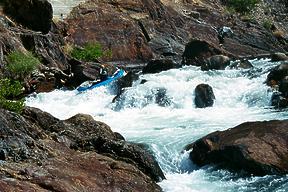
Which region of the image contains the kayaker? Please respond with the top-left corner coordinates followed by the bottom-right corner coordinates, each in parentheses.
top-left (99, 65), bottom-right (108, 81)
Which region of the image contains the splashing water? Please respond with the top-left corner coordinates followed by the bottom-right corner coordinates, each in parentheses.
top-left (26, 59), bottom-right (288, 192)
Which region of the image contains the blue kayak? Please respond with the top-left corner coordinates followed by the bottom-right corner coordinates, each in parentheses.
top-left (77, 69), bottom-right (125, 92)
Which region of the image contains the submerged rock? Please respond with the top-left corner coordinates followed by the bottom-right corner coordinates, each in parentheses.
top-left (155, 88), bottom-right (171, 107)
top-left (229, 59), bottom-right (254, 69)
top-left (194, 84), bottom-right (215, 108)
top-left (186, 120), bottom-right (288, 175)
top-left (0, 107), bottom-right (164, 191)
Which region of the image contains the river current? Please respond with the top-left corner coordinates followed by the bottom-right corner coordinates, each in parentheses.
top-left (26, 59), bottom-right (288, 192)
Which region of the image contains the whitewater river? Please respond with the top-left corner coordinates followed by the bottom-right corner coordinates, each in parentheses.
top-left (26, 59), bottom-right (288, 192)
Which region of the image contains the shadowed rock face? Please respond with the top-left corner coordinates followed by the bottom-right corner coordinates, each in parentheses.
top-left (0, 107), bottom-right (164, 191)
top-left (3, 0), bottom-right (53, 34)
top-left (186, 120), bottom-right (288, 175)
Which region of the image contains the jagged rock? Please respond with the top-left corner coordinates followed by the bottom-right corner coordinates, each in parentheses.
top-left (270, 52), bottom-right (288, 62)
top-left (3, 0), bottom-right (53, 34)
top-left (0, 107), bottom-right (164, 191)
top-left (201, 55), bottom-right (230, 71)
top-left (186, 120), bottom-right (288, 175)
top-left (142, 59), bottom-right (178, 74)
top-left (194, 84), bottom-right (215, 108)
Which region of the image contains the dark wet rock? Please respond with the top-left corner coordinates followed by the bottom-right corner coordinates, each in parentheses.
top-left (112, 71), bottom-right (139, 104)
top-left (186, 120), bottom-right (288, 176)
top-left (266, 63), bottom-right (288, 86)
top-left (270, 52), bottom-right (288, 62)
top-left (271, 92), bottom-right (288, 108)
top-left (0, 107), bottom-right (163, 191)
top-left (182, 40), bottom-right (222, 66)
top-left (155, 88), bottom-right (171, 107)
top-left (194, 84), bottom-right (215, 108)
top-left (66, 60), bottom-right (118, 88)
top-left (142, 59), bottom-right (178, 74)
top-left (201, 55), bottom-right (230, 71)
top-left (140, 79), bottom-right (148, 84)
top-left (3, 0), bottom-right (53, 34)
top-left (96, 140), bottom-right (165, 182)
top-left (229, 59), bottom-right (254, 69)
top-left (114, 71), bottom-right (139, 95)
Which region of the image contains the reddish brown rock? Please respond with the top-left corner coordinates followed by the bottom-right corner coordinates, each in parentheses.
top-left (65, 0), bottom-right (287, 65)
top-left (186, 120), bottom-right (288, 175)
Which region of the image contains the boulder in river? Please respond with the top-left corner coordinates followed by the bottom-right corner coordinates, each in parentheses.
top-left (194, 84), bottom-right (215, 108)
top-left (0, 107), bottom-right (164, 191)
top-left (201, 55), bottom-right (231, 71)
top-left (270, 52), bottom-right (288, 62)
top-left (266, 63), bottom-right (288, 86)
top-left (229, 59), bottom-right (254, 69)
top-left (142, 59), bottom-right (178, 74)
top-left (182, 39), bottom-right (222, 66)
top-left (186, 120), bottom-right (288, 175)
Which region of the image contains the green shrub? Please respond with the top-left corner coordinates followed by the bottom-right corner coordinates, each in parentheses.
top-left (6, 51), bottom-right (40, 79)
top-left (225, 0), bottom-right (260, 13)
top-left (0, 78), bottom-right (24, 113)
top-left (71, 42), bottom-right (111, 62)
top-left (262, 19), bottom-right (273, 30)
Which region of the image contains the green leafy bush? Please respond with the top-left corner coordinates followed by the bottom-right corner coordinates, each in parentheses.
top-left (71, 42), bottom-right (111, 62)
top-left (224, 0), bottom-right (260, 13)
top-left (6, 51), bottom-right (40, 79)
top-left (262, 19), bottom-right (273, 30)
top-left (0, 78), bottom-right (24, 113)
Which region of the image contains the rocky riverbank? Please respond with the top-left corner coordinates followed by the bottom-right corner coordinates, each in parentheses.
top-left (0, 107), bottom-right (164, 191)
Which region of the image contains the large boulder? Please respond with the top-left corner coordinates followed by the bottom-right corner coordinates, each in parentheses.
top-left (186, 120), bottom-right (288, 175)
top-left (266, 63), bottom-right (288, 86)
top-left (142, 59), bottom-right (178, 74)
top-left (0, 107), bottom-right (164, 191)
top-left (194, 84), bottom-right (215, 108)
top-left (3, 0), bottom-right (53, 34)
top-left (201, 55), bottom-right (231, 71)
top-left (182, 40), bottom-right (222, 66)
top-left (270, 52), bottom-right (288, 62)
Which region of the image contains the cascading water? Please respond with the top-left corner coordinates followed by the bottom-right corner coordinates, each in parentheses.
top-left (26, 59), bottom-right (288, 192)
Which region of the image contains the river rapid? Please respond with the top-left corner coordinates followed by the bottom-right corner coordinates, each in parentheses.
top-left (26, 59), bottom-right (288, 192)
